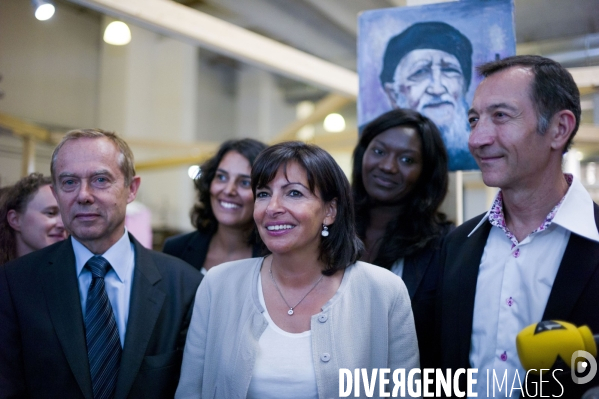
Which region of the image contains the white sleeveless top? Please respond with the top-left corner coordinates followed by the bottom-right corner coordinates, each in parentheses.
top-left (246, 277), bottom-right (318, 399)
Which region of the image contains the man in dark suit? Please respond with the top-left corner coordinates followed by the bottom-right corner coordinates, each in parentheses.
top-left (0, 129), bottom-right (203, 398)
top-left (438, 55), bottom-right (599, 398)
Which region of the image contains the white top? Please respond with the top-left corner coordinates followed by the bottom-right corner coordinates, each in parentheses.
top-left (390, 258), bottom-right (405, 278)
top-left (246, 277), bottom-right (318, 399)
top-left (73, 229), bottom-right (135, 346)
top-left (174, 259), bottom-right (419, 399)
top-left (468, 176), bottom-right (599, 398)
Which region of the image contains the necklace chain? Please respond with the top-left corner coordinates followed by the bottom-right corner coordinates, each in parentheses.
top-left (269, 259), bottom-right (324, 316)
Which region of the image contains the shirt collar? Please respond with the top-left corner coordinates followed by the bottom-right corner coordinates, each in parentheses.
top-left (468, 210), bottom-right (492, 238)
top-left (73, 228), bottom-right (134, 282)
top-left (468, 174), bottom-right (599, 243)
top-left (552, 175), bottom-right (599, 242)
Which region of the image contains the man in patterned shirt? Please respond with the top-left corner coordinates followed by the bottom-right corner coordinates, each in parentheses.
top-left (437, 55), bottom-right (599, 398)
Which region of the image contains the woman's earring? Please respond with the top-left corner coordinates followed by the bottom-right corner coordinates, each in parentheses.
top-left (321, 224), bottom-right (329, 237)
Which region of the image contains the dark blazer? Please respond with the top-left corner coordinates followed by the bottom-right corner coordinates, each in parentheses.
top-left (403, 222), bottom-right (454, 369)
top-left (0, 234), bottom-right (203, 399)
top-left (438, 205), bottom-right (599, 397)
top-left (162, 229), bottom-right (263, 271)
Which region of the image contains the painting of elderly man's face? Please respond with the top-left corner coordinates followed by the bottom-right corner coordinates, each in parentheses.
top-left (357, 1), bottom-right (515, 171)
top-left (383, 48), bottom-right (472, 169)
top-left (384, 49), bottom-right (465, 130)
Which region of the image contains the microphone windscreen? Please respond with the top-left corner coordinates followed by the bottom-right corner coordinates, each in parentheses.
top-left (516, 320), bottom-right (597, 373)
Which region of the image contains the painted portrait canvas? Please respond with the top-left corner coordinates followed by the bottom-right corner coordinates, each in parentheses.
top-left (358, 0), bottom-right (516, 171)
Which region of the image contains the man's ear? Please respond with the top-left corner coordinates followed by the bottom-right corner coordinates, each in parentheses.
top-left (323, 198), bottom-right (337, 226)
top-left (126, 176), bottom-right (141, 204)
top-left (7, 209), bottom-right (21, 232)
top-left (549, 110), bottom-right (576, 152)
top-left (383, 82), bottom-right (401, 110)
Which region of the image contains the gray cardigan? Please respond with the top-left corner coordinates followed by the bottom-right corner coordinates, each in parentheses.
top-left (175, 257), bottom-right (420, 399)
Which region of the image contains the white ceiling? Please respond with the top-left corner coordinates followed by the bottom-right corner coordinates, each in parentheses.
top-left (186, 0), bottom-right (599, 71)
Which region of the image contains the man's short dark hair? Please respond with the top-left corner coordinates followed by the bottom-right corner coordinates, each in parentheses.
top-left (477, 55), bottom-right (581, 153)
top-left (380, 21), bottom-right (473, 91)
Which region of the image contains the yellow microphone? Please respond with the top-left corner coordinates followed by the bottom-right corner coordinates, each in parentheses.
top-left (516, 320), bottom-right (598, 374)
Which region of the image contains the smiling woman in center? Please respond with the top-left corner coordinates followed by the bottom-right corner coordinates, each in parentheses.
top-left (175, 141), bottom-right (419, 398)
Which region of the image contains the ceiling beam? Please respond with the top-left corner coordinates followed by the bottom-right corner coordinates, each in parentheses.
top-left (310, 129), bottom-right (358, 153)
top-left (66, 1), bottom-right (598, 103)
top-left (3, 111), bottom-right (598, 172)
top-left (0, 113), bottom-right (52, 142)
top-left (67, 0), bottom-right (358, 98)
top-left (135, 153), bottom-right (211, 171)
top-left (575, 124), bottom-right (599, 145)
top-left (568, 66), bottom-right (599, 95)
top-left (123, 137), bottom-right (218, 152)
top-left (270, 94), bottom-right (352, 143)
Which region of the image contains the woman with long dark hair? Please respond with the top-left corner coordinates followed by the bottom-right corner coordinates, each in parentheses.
top-left (352, 108), bottom-right (452, 367)
top-left (163, 138), bottom-right (267, 274)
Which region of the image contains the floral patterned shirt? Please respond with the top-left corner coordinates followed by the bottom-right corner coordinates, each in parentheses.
top-left (487, 174), bottom-right (574, 247)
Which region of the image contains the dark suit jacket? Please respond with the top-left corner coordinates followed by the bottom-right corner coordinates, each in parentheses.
top-left (438, 205), bottom-right (599, 398)
top-left (162, 230), bottom-right (263, 271)
top-left (0, 234), bottom-right (203, 399)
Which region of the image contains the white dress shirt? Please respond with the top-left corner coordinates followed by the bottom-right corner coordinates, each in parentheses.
top-left (73, 229), bottom-right (136, 346)
top-left (468, 175), bottom-right (599, 398)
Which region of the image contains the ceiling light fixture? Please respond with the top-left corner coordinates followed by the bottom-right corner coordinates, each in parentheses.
top-left (188, 165), bottom-right (201, 180)
top-left (104, 21), bottom-right (132, 46)
top-left (32, 0), bottom-right (55, 21)
top-left (323, 113), bottom-right (345, 133)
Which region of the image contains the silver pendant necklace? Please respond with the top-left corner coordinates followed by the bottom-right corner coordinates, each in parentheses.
top-left (269, 259), bottom-right (324, 316)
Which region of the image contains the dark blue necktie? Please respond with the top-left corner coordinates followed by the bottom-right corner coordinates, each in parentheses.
top-left (85, 256), bottom-right (121, 399)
